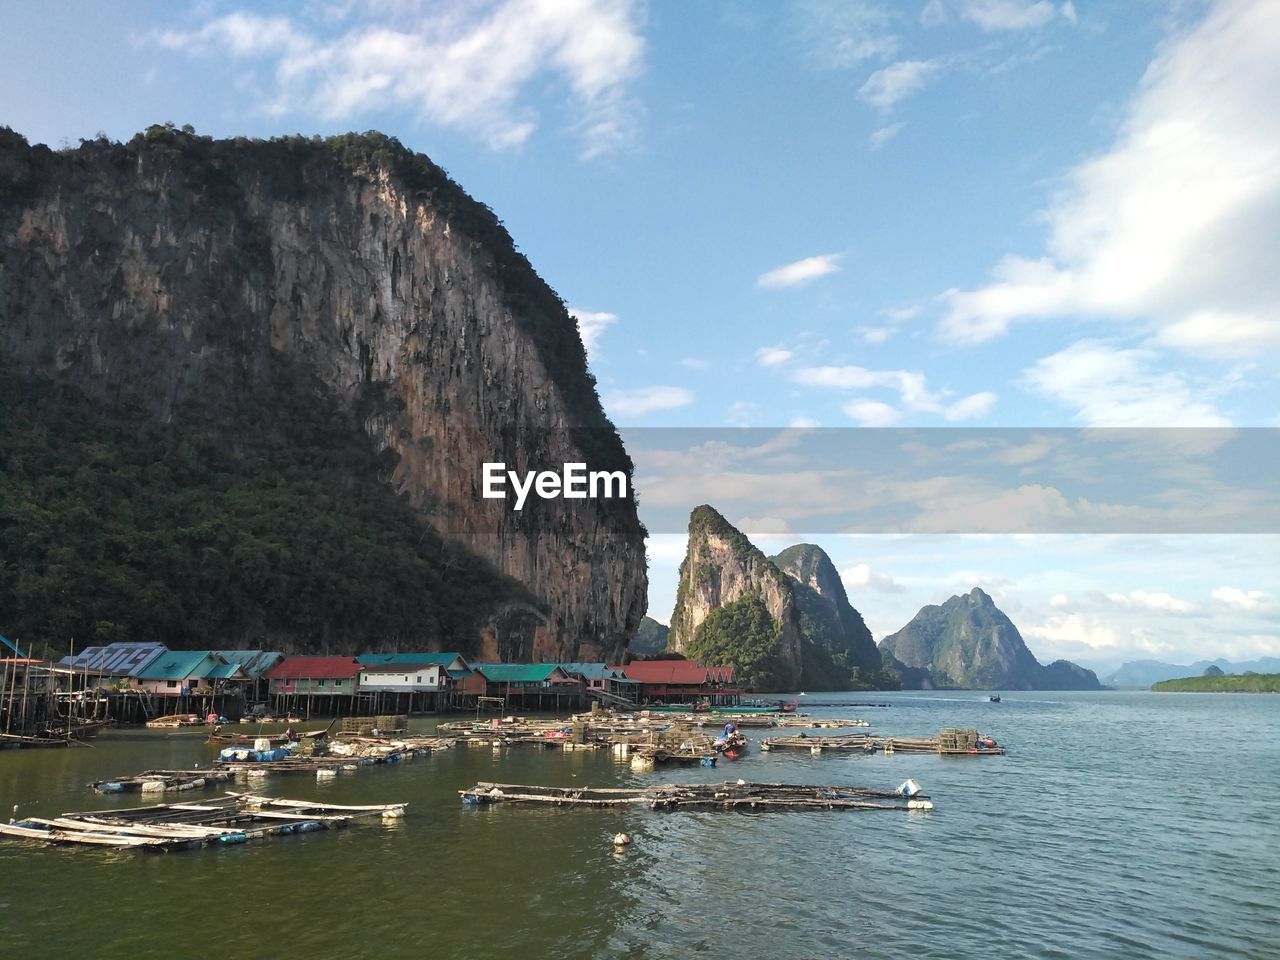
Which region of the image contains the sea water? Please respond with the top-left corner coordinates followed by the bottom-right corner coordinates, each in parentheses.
top-left (1, 690), bottom-right (1276, 959)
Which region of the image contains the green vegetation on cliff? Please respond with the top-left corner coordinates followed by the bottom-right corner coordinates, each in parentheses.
top-left (0, 361), bottom-right (532, 657)
top-left (630, 616), bottom-right (669, 656)
top-left (685, 593), bottom-right (788, 691)
top-left (1152, 673), bottom-right (1280, 692)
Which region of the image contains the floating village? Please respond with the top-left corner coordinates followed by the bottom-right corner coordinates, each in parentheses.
top-left (1, 636), bottom-right (1004, 853)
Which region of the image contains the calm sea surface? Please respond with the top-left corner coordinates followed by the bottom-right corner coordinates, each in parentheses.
top-left (1, 690), bottom-right (1276, 959)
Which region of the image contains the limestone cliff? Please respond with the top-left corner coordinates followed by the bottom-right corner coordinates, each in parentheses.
top-left (880, 588), bottom-right (1102, 690)
top-left (770, 544), bottom-right (883, 684)
top-left (668, 506), bottom-right (804, 689)
top-left (0, 127), bottom-right (646, 660)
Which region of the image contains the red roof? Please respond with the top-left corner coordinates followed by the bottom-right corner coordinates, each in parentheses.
top-left (623, 660), bottom-right (726, 685)
top-left (266, 657), bottom-right (362, 680)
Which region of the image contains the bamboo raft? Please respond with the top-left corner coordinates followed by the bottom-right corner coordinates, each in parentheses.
top-left (0, 793), bottom-right (406, 851)
top-left (92, 769), bottom-right (237, 794)
top-left (460, 780), bottom-right (933, 812)
top-left (760, 730), bottom-right (1005, 755)
top-left (207, 720), bottom-right (335, 745)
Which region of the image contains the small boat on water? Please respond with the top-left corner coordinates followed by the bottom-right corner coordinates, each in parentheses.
top-left (146, 714), bottom-right (204, 729)
top-left (989, 695), bottom-right (1001, 703)
top-left (714, 731), bottom-right (749, 758)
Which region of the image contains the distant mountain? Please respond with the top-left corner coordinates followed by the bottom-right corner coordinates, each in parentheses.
top-left (879, 587), bottom-right (1103, 690)
top-left (629, 616), bottom-right (669, 656)
top-left (1103, 657), bottom-right (1280, 688)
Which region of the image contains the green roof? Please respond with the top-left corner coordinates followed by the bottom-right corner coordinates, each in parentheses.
top-left (135, 651), bottom-right (220, 681)
top-left (474, 664), bottom-right (568, 683)
top-left (205, 663), bottom-right (245, 679)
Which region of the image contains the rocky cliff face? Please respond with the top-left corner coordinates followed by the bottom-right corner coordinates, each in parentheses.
top-left (880, 588), bottom-right (1102, 690)
top-left (668, 505), bottom-right (804, 688)
top-left (629, 616), bottom-right (670, 656)
top-left (770, 544), bottom-right (882, 681)
top-left (0, 128), bottom-right (646, 661)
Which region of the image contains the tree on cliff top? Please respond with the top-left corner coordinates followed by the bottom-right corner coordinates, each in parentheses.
top-left (685, 592), bottom-right (788, 691)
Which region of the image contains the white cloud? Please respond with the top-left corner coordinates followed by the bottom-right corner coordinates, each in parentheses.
top-left (1212, 586), bottom-right (1268, 610)
top-left (1061, 2), bottom-right (1078, 27)
top-left (842, 562), bottom-right (904, 592)
top-left (920, 0), bottom-right (948, 28)
top-left (1023, 613), bottom-right (1126, 652)
top-left (756, 345), bottom-right (794, 367)
top-left (940, 2), bottom-right (1280, 354)
top-left (789, 416), bottom-right (821, 428)
top-left (859, 325), bottom-right (896, 343)
top-left (859, 59), bottom-right (946, 112)
top-left (842, 399), bottom-right (902, 426)
top-left (150, 0), bottom-right (645, 157)
top-left (1153, 310), bottom-right (1280, 358)
top-left (1049, 592), bottom-right (1070, 608)
top-left (734, 515), bottom-right (793, 534)
top-left (795, 365), bottom-right (996, 422)
top-left (568, 308), bottom-right (617, 362)
top-left (795, 0), bottom-right (899, 69)
top-left (870, 121), bottom-right (906, 150)
top-left (679, 357), bottom-right (710, 370)
top-left (1106, 590), bottom-right (1196, 614)
top-left (758, 253), bottom-right (843, 289)
top-left (943, 390), bottom-right (998, 421)
top-left (1023, 340), bottom-right (1232, 427)
top-left (602, 385), bottom-right (694, 417)
top-left (959, 0), bottom-right (1058, 31)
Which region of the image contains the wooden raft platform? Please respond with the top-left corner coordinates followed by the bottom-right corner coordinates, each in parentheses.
top-left (0, 793), bottom-right (406, 851)
top-left (218, 736), bottom-right (454, 776)
top-left (459, 780), bottom-right (933, 812)
top-left (761, 732), bottom-right (1006, 755)
top-left (92, 769), bottom-right (237, 794)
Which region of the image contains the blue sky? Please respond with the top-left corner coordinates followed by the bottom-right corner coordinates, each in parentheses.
top-left (3, 0), bottom-right (1276, 669)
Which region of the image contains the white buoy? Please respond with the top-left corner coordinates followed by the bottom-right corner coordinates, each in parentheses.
top-left (810, 745), bottom-right (822, 755)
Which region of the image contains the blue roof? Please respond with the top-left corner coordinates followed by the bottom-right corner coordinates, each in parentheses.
top-left (205, 663), bottom-right (247, 679)
top-left (474, 664), bottom-right (569, 683)
top-left (212, 651), bottom-right (284, 679)
top-left (447, 668), bottom-right (474, 679)
top-left (1, 634), bottom-right (26, 658)
top-left (58, 643), bottom-right (168, 677)
top-left (558, 663), bottom-right (619, 681)
top-left (135, 651), bottom-right (221, 681)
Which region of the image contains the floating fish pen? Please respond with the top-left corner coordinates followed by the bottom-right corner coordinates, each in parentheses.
top-left (0, 793), bottom-right (405, 851)
top-left (145, 714), bottom-right (205, 729)
top-left (217, 736), bottom-right (455, 777)
top-left (339, 715), bottom-right (409, 736)
top-left (775, 717), bottom-right (870, 729)
top-left (459, 780), bottom-right (933, 812)
top-left (92, 769), bottom-right (237, 794)
top-left (760, 728), bottom-right (1005, 756)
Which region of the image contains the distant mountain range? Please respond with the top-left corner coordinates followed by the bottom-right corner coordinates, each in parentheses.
top-left (880, 588), bottom-right (1103, 691)
top-left (1103, 657), bottom-right (1280, 688)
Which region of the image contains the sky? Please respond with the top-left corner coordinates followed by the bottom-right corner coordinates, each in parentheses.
top-left (2, 0), bottom-right (1276, 672)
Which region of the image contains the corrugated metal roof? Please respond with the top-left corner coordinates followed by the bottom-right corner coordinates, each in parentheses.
top-left (474, 664), bottom-right (570, 683)
top-left (266, 657), bottom-right (363, 680)
top-left (446, 668), bottom-right (473, 679)
top-left (623, 661), bottom-right (718, 685)
top-left (205, 663), bottom-right (247, 679)
top-left (212, 651), bottom-right (285, 678)
top-left (58, 642), bottom-right (168, 677)
top-left (135, 651), bottom-right (220, 681)
top-left (558, 663), bottom-right (619, 681)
